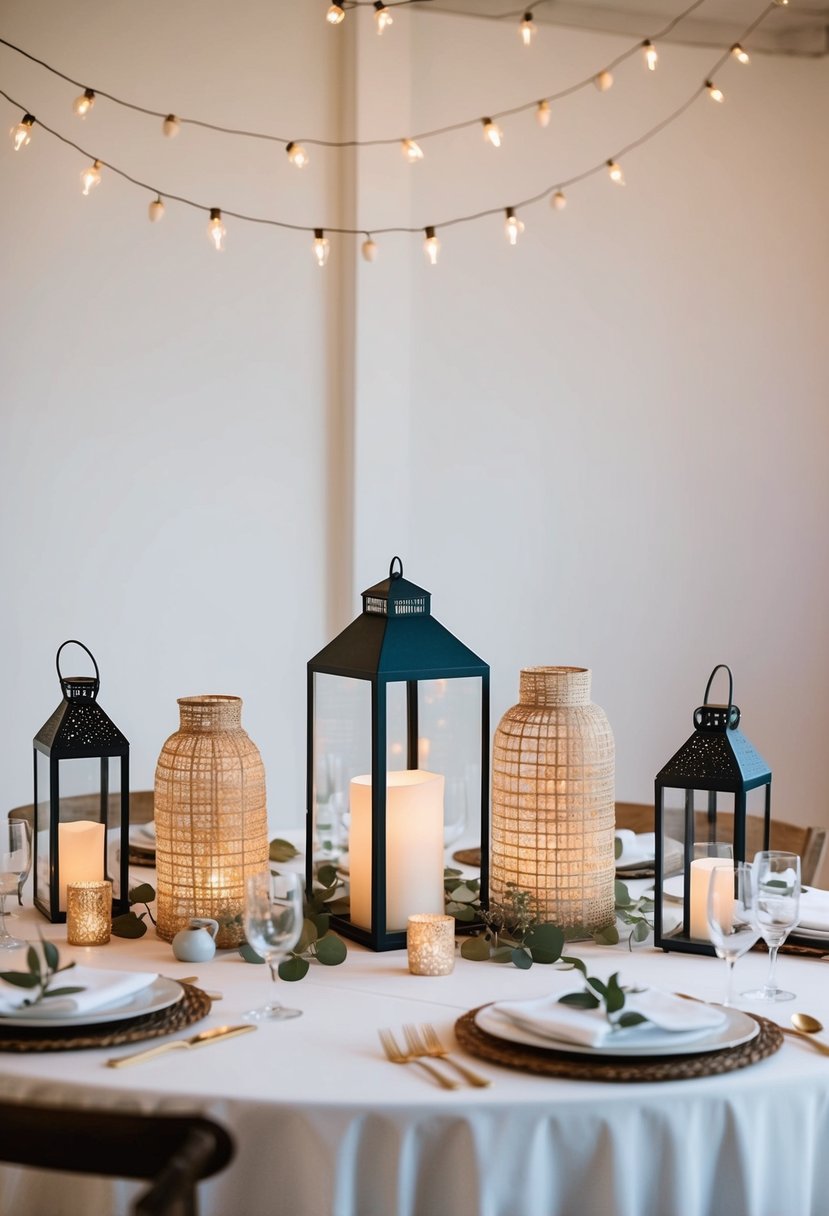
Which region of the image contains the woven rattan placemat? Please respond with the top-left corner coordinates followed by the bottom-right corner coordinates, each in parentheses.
top-left (454, 1004), bottom-right (782, 1083)
top-left (0, 982), bottom-right (211, 1053)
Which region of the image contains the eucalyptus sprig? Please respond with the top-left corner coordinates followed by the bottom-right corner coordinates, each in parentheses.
top-left (558, 966), bottom-right (649, 1029)
top-left (614, 878), bottom-right (655, 949)
top-left (0, 941), bottom-right (83, 1008)
top-left (239, 863), bottom-right (348, 980)
top-left (446, 873), bottom-right (583, 971)
top-left (111, 882), bottom-right (157, 939)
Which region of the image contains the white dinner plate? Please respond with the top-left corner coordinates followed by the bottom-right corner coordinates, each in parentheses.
top-left (474, 1002), bottom-right (759, 1058)
top-left (790, 925), bottom-right (829, 943)
top-left (128, 823), bottom-right (156, 851)
top-left (0, 976), bottom-right (184, 1029)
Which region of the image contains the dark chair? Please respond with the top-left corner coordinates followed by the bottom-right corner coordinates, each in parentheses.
top-left (0, 1101), bottom-right (234, 1216)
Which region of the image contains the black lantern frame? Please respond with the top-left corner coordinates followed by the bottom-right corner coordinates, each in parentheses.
top-left (33, 640), bottom-right (130, 923)
top-left (654, 664), bottom-right (771, 956)
top-left (306, 557), bottom-right (490, 952)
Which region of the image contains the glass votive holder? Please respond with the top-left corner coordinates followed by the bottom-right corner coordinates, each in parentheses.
top-left (66, 880), bottom-right (112, 946)
top-left (407, 914), bottom-right (455, 976)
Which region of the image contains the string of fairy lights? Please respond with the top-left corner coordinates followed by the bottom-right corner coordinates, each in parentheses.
top-left (2, 0), bottom-right (787, 264)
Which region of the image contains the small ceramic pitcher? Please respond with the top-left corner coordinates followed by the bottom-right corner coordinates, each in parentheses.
top-left (171, 917), bottom-right (220, 963)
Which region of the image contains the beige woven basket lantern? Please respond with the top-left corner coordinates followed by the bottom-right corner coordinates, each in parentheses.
top-left (490, 667), bottom-right (615, 932)
top-left (154, 696), bottom-right (269, 948)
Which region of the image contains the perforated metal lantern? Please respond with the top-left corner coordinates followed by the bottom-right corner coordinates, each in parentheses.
top-left (33, 641), bottom-right (130, 922)
top-left (306, 557), bottom-right (490, 951)
top-left (654, 664), bottom-right (771, 955)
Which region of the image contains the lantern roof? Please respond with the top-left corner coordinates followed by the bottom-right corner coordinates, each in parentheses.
top-left (310, 557), bottom-right (488, 681)
top-left (34, 641), bottom-right (129, 758)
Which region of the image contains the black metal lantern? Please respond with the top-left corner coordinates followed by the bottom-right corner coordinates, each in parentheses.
top-left (33, 641), bottom-right (130, 922)
top-left (306, 557), bottom-right (490, 951)
top-left (654, 664), bottom-right (771, 955)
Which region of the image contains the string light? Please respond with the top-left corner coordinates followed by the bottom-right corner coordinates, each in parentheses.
top-left (594, 70), bottom-right (613, 93)
top-left (520, 13), bottom-right (536, 46)
top-left (207, 208), bottom-right (226, 251)
top-left (327, 2), bottom-right (346, 22)
top-left (73, 88), bottom-right (95, 117)
top-left (286, 141), bottom-right (309, 168)
top-left (423, 226), bottom-right (440, 265)
top-left (774, 0), bottom-right (788, 6)
top-left (642, 40), bottom-right (658, 71)
top-left (607, 159), bottom-right (625, 186)
top-left (536, 100), bottom-right (551, 128)
top-left (504, 207), bottom-right (524, 246)
top-left (362, 235), bottom-right (378, 262)
top-left (10, 113), bottom-right (34, 150)
top-left (313, 229), bottom-right (330, 266)
top-left (374, 2), bottom-right (393, 34)
top-left (148, 196), bottom-right (165, 222)
top-left (80, 159), bottom-right (102, 195)
top-left (162, 114), bottom-right (181, 138)
top-left (482, 117), bottom-right (502, 148)
top-left (551, 190), bottom-right (566, 211)
top-left (401, 138), bottom-right (424, 162)
top-left (706, 80), bottom-right (725, 103)
top-left (731, 44), bottom-right (750, 64)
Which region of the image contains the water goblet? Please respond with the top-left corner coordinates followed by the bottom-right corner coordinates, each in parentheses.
top-left (707, 862), bottom-right (759, 1007)
top-left (742, 850), bottom-right (801, 1002)
top-left (243, 871), bottom-right (304, 1021)
top-left (0, 821), bottom-right (32, 949)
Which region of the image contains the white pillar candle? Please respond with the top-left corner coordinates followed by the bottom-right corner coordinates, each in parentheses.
top-left (689, 857), bottom-right (733, 941)
top-left (58, 820), bottom-right (105, 911)
top-left (349, 770), bottom-right (445, 932)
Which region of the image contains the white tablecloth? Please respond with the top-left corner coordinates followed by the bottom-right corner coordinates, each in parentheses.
top-left (1, 880), bottom-right (828, 1216)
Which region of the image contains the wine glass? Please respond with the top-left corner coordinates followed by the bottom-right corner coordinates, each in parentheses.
top-left (0, 821), bottom-right (32, 949)
top-left (243, 871), bottom-right (304, 1021)
top-left (707, 862), bottom-right (760, 1007)
top-left (742, 851), bottom-right (801, 1002)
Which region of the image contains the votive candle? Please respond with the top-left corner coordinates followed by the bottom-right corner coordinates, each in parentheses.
top-left (66, 880), bottom-right (112, 946)
top-left (407, 913), bottom-right (455, 976)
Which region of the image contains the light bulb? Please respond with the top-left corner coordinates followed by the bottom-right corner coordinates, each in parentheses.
top-left (731, 44), bottom-right (750, 64)
top-left (536, 100), bottom-right (551, 128)
top-left (607, 159), bottom-right (625, 186)
top-left (374, 2), bottom-right (393, 34)
top-left (286, 141), bottom-right (309, 169)
top-left (642, 40), bottom-right (658, 71)
top-left (11, 114), bottom-right (34, 151)
top-left (551, 190), bottom-right (566, 211)
top-left (80, 159), bottom-right (102, 195)
top-left (504, 208), bottom-right (524, 246)
top-left (594, 70), bottom-right (613, 92)
top-left (326, 2), bottom-right (345, 22)
top-left (207, 208), bottom-right (226, 251)
top-left (362, 236), bottom-right (378, 262)
top-left (774, 0), bottom-right (788, 6)
top-left (706, 80), bottom-right (724, 103)
top-left (401, 138), bottom-right (424, 163)
top-left (520, 13), bottom-right (535, 46)
top-left (482, 118), bottom-right (502, 148)
top-left (148, 196), bottom-right (165, 223)
top-left (423, 226), bottom-right (439, 265)
top-left (73, 89), bottom-right (95, 118)
top-left (313, 229), bottom-right (330, 267)
top-left (163, 114), bottom-right (181, 138)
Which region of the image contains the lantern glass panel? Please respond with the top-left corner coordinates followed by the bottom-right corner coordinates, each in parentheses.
top-left (659, 789), bottom-right (737, 945)
top-left (416, 677), bottom-right (483, 851)
top-left (312, 674), bottom-right (371, 861)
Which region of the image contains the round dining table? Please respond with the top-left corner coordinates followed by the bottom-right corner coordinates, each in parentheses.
top-left (1, 862), bottom-right (828, 1216)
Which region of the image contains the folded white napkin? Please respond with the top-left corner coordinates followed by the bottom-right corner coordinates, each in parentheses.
top-left (797, 888), bottom-right (829, 933)
top-left (615, 831), bottom-right (655, 868)
top-left (493, 987), bottom-right (727, 1048)
top-left (0, 966), bottom-right (158, 1019)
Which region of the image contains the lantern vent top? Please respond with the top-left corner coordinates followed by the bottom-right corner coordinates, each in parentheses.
top-left (362, 556), bottom-right (431, 619)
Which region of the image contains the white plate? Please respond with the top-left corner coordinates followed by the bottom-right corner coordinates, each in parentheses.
top-left (790, 925), bottom-right (829, 942)
top-left (0, 976), bottom-right (183, 1029)
top-left (475, 1002), bottom-right (759, 1058)
top-left (128, 824), bottom-right (156, 851)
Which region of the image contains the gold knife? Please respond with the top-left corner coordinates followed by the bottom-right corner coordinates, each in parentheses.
top-left (107, 1024), bottom-right (256, 1068)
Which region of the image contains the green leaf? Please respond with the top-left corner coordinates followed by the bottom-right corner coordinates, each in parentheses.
top-left (238, 943), bottom-right (266, 964)
top-left (269, 837), bottom-right (300, 863)
top-left (460, 936), bottom-right (491, 961)
top-left (488, 945), bottom-right (513, 964)
top-left (511, 947), bottom-right (533, 970)
top-left (615, 880), bottom-right (633, 908)
top-left (617, 1011), bottom-right (649, 1028)
top-left (26, 946), bottom-right (40, 975)
top-left (314, 933), bottom-right (347, 965)
top-left (449, 905), bottom-right (476, 923)
top-left (633, 920), bottom-right (651, 943)
top-left (605, 973), bottom-right (625, 1013)
top-left (42, 986), bottom-right (86, 998)
top-left (0, 972), bottom-right (40, 988)
top-left (111, 913), bottom-right (148, 939)
top-left (296, 918), bottom-right (319, 953)
top-left (448, 884), bottom-right (478, 905)
top-left (558, 991), bottom-right (600, 1009)
top-left (560, 955), bottom-right (587, 975)
top-left (592, 924), bottom-right (620, 946)
top-left (310, 912), bottom-right (331, 937)
top-left (615, 836), bottom-right (623, 860)
top-left (316, 864), bottom-right (339, 889)
top-left (278, 955), bottom-right (310, 982)
top-left (443, 867), bottom-right (463, 880)
top-left (128, 883), bottom-right (156, 905)
top-left (524, 923), bottom-right (564, 964)
top-left (586, 975), bottom-right (609, 999)
top-left (42, 941), bottom-right (59, 971)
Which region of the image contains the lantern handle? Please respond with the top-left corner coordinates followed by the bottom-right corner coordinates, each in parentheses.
top-left (698, 664), bottom-right (740, 729)
top-left (389, 556), bottom-right (403, 581)
top-left (55, 640), bottom-right (100, 696)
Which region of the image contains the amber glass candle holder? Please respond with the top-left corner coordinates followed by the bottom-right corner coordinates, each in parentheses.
top-left (407, 913), bottom-right (455, 976)
top-left (66, 880), bottom-right (112, 946)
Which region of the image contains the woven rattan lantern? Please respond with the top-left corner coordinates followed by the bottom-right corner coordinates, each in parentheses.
top-left (33, 640), bottom-right (130, 924)
top-left (490, 666), bottom-right (615, 933)
top-left (154, 696), bottom-right (269, 948)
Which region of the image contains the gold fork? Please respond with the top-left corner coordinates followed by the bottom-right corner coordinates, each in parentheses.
top-left (405, 1024), bottom-right (491, 1088)
top-left (378, 1028), bottom-right (459, 1089)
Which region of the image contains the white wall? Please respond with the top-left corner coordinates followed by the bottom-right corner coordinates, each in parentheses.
top-left (1, 4), bottom-right (828, 853)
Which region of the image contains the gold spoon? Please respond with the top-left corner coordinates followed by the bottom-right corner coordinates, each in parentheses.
top-left (782, 1013), bottom-right (829, 1055)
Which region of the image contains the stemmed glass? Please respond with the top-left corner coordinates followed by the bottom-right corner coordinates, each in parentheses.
top-left (243, 871), bottom-right (304, 1021)
top-left (707, 862), bottom-right (760, 1007)
top-left (742, 851), bottom-right (801, 1002)
top-left (0, 821), bottom-right (32, 949)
